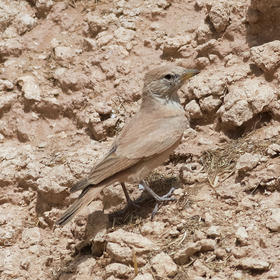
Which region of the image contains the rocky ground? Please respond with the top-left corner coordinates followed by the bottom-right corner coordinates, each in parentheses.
top-left (0, 0), bottom-right (280, 279)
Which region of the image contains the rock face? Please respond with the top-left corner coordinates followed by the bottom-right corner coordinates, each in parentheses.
top-left (0, 0), bottom-right (280, 279)
top-left (250, 40), bottom-right (280, 72)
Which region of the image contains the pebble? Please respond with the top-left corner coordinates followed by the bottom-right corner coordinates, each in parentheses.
top-left (235, 227), bottom-right (248, 246)
top-left (133, 273), bottom-right (154, 280)
top-left (238, 257), bottom-right (270, 271)
top-left (18, 75), bottom-right (41, 101)
top-left (207, 226), bottom-right (221, 238)
top-left (266, 209), bottom-right (280, 232)
top-left (105, 263), bottom-right (132, 278)
top-left (151, 252), bottom-right (177, 277)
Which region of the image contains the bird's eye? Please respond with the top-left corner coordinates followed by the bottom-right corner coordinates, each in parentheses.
top-left (164, 74), bottom-right (172, 80)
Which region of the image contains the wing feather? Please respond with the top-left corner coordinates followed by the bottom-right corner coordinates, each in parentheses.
top-left (85, 104), bottom-right (186, 184)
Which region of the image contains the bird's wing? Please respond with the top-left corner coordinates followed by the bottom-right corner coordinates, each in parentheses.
top-left (85, 107), bottom-right (186, 185)
top-left (116, 110), bottom-right (186, 159)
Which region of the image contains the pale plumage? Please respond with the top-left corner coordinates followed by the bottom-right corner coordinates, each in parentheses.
top-left (56, 65), bottom-right (199, 226)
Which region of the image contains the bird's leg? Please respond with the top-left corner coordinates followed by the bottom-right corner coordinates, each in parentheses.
top-left (140, 180), bottom-right (176, 219)
top-left (121, 182), bottom-right (139, 208)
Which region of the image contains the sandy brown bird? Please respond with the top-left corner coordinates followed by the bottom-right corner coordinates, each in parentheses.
top-left (56, 65), bottom-right (199, 226)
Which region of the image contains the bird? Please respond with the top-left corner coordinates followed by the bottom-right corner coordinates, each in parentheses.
top-left (56, 64), bottom-right (199, 226)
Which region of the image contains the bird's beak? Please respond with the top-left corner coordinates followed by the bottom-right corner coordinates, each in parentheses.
top-left (181, 69), bottom-right (200, 81)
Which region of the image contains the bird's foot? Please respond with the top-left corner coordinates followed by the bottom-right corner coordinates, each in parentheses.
top-left (139, 181), bottom-right (176, 219)
top-left (151, 187), bottom-right (176, 219)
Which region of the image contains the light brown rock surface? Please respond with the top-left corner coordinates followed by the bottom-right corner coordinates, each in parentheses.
top-left (0, 0), bottom-right (280, 279)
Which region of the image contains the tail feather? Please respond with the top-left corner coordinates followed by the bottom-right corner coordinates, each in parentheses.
top-left (56, 185), bottom-right (104, 226)
top-left (70, 178), bottom-right (90, 193)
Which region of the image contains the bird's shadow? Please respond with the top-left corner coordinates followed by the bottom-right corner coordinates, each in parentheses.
top-left (53, 177), bottom-right (181, 279)
top-left (108, 176), bottom-right (181, 227)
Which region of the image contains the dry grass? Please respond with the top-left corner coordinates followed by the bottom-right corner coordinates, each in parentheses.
top-left (201, 132), bottom-right (280, 181)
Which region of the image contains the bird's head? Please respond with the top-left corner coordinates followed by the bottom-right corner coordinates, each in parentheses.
top-left (143, 65), bottom-right (199, 99)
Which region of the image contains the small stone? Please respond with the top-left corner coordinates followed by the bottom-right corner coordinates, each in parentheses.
top-left (198, 239), bottom-right (216, 252)
top-left (193, 259), bottom-right (212, 277)
top-left (180, 163), bottom-right (207, 184)
top-left (232, 247), bottom-right (247, 259)
top-left (196, 57), bottom-right (210, 68)
top-left (169, 228), bottom-right (180, 238)
top-left (259, 237), bottom-right (268, 249)
top-left (185, 100), bottom-right (203, 119)
top-left (238, 257), bottom-right (270, 271)
top-left (0, 79), bottom-right (14, 90)
top-left (94, 102), bottom-right (112, 115)
top-left (216, 183), bottom-right (239, 199)
top-left (161, 35), bottom-right (191, 56)
top-left (266, 143), bottom-right (280, 157)
top-left (204, 213), bottom-right (214, 225)
top-left (89, 120), bottom-right (106, 141)
top-left (106, 229), bottom-right (158, 254)
top-left (16, 119), bottom-right (31, 142)
top-left (151, 252), bottom-right (177, 277)
top-left (105, 263), bottom-right (132, 278)
top-left (141, 221), bottom-right (166, 236)
top-left (133, 273), bottom-right (154, 280)
top-left (217, 86), bottom-right (254, 128)
top-left (215, 248), bottom-right (226, 259)
top-left (199, 95), bottom-right (222, 113)
top-left (106, 242), bottom-right (132, 263)
top-left (0, 93), bottom-right (17, 111)
top-left (18, 75), bottom-right (41, 101)
top-left (236, 153), bottom-right (261, 173)
top-left (193, 230), bottom-right (206, 242)
top-left (86, 14), bottom-right (106, 36)
top-left (54, 68), bottom-right (91, 92)
top-left (232, 271), bottom-right (243, 280)
top-left (266, 270), bottom-right (280, 279)
top-left (15, 13), bottom-right (37, 35)
top-left (207, 226), bottom-right (221, 238)
top-left (235, 227), bottom-right (248, 246)
top-left (0, 38), bottom-right (24, 59)
top-left (114, 27), bottom-right (135, 45)
top-left (173, 241), bottom-right (201, 265)
top-left (35, 0), bottom-right (54, 17)
top-left (173, 188), bottom-right (184, 196)
top-left (208, 1), bottom-right (230, 33)
top-left (250, 40), bottom-right (280, 72)
top-left (266, 209), bottom-right (280, 232)
top-left (96, 32), bottom-right (113, 47)
top-left (240, 196), bottom-right (255, 210)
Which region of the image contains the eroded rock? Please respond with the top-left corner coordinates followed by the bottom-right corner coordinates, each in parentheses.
top-left (106, 229), bottom-right (158, 254)
top-left (251, 40), bottom-right (280, 72)
top-left (238, 257), bottom-right (270, 272)
top-left (266, 209), bottom-right (280, 232)
top-left (18, 75), bottom-right (41, 102)
top-left (151, 252), bottom-right (177, 277)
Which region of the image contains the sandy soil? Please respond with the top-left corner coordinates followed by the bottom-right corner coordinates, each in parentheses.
top-left (0, 0), bottom-right (280, 279)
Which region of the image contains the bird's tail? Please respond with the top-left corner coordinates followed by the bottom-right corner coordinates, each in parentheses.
top-left (56, 185), bottom-right (104, 226)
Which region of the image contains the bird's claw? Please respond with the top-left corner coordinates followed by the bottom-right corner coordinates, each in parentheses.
top-left (151, 187), bottom-right (176, 220)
